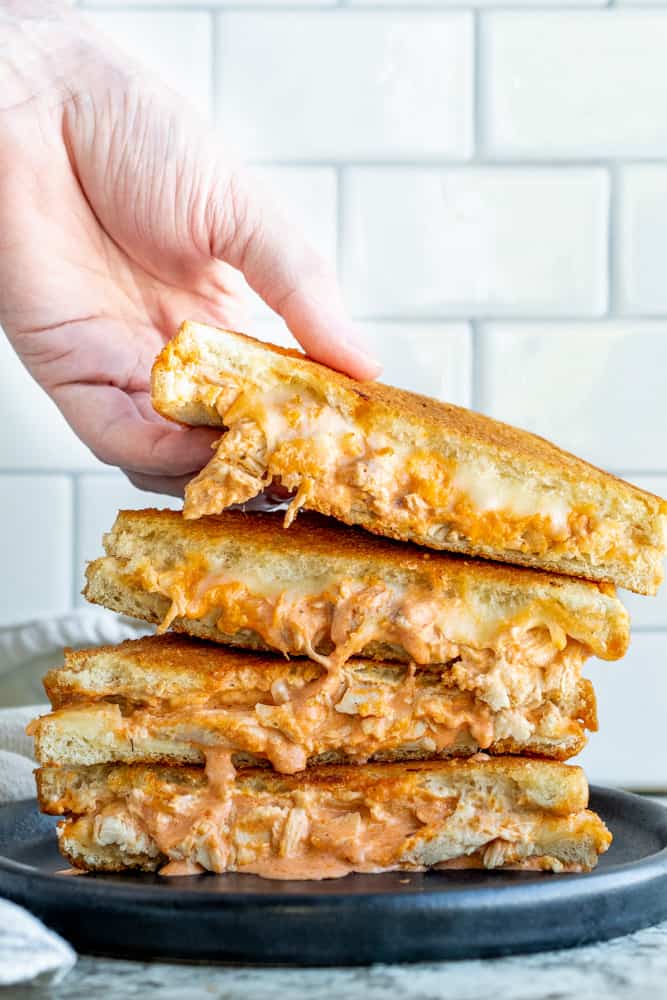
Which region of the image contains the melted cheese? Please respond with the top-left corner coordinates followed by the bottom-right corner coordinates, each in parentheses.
top-left (40, 661), bottom-right (589, 774)
top-left (181, 377), bottom-right (641, 569)
top-left (127, 557), bottom-right (586, 668)
top-left (78, 556), bottom-right (595, 771)
top-left (224, 384), bottom-right (355, 454)
top-left (451, 463), bottom-right (571, 536)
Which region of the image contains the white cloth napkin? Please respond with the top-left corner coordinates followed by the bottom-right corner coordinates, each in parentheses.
top-left (0, 609), bottom-right (150, 985)
top-left (0, 607), bottom-right (149, 671)
top-left (0, 900), bottom-right (76, 987)
top-left (0, 702), bottom-right (78, 986)
top-left (0, 705), bottom-right (42, 803)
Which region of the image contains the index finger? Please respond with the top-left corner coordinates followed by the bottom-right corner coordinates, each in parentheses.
top-left (209, 168), bottom-right (382, 381)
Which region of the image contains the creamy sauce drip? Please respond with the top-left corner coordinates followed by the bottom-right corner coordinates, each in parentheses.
top-left (159, 859), bottom-right (204, 877)
top-left (78, 558), bottom-right (593, 775)
top-left (60, 647), bottom-right (589, 777)
top-left (154, 747), bottom-right (237, 877)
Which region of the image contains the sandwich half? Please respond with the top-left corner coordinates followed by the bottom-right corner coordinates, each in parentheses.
top-left (32, 634), bottom-right (597, 772)
top-left (36, 757), bottom-right (612, 877)
top-left (83, 510), bottom-right (629, 684)
top-left (151, 322), bottom-right (667, 595)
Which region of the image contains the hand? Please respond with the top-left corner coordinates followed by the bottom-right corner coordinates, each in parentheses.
top-left (0, 2), bottom-right (380, 495)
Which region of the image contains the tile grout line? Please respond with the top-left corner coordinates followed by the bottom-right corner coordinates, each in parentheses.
top-left (257, 312), bottom-right (667, 324)
top-left (0, 469), bottom-right (120, 477)
top-left (248, 158), bottom-right (623, 169)
top-left (346, 313), bottom-right (667, 323)
top-left (0, 455), bottom-right (663, 478)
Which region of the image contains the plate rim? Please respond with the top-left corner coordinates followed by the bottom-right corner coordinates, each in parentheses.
top-left (2, 785), bottom-right (667, 964)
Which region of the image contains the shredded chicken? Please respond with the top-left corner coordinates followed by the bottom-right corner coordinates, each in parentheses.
top-left (70, 775), bottom-right (609, 878)
top-left (185, 419), bottom-right (269, 516)
top-left (182, 380), bottom-right (637, 566)
top-left (131, 558), bottom-right (588, 710)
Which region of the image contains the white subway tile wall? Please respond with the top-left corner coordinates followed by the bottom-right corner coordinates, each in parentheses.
top-left (618, 167), bottom-right (667, 314)
top-left (215, 13), bottom-right (473, 161)
top-left (342, 169), bottom-right (609, 316)
top-left (1, 3), bottom-right (665, 787)
top-left (0, 335), bottom-right (103, 470)
top-left (482, 13), bottom-right (667, 158)
top-left (244, 166), bottom-right (339, 318)
top-left (579, 635), bottom-right (667, 788)
top-left (478, 323), bottom-right (667, 471)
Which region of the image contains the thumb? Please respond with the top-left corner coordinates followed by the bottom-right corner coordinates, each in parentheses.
top-left (212, 169), bottom-right (381, 381)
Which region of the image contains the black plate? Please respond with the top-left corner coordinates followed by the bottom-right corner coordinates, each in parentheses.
top-left (1, 787), bottom-right (666, 965)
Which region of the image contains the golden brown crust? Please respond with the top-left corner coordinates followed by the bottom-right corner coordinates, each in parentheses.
top-left (107, 506), bottom-right (600, 585)
top-left (151, 326), bottom-right (662, 505)
top-left (151, 323), bottom-right (667, 595)
top-left (83, 508), bottom-right (631, 661)
top-left (58, 840), bottom-right (162, 874)
top-left (46, 634), bottom-right (300, 705)
top-left (295, 492), bottom-right (661, 596)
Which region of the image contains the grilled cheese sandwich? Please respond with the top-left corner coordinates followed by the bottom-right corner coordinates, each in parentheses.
top-left (36, 757), bottom-right (612, 878)
top-left (84, 510), bottom-right (630, 675)
top-left (32, 636), bottom-right (597, 772)
top-left (151, 323), bottom-right (667, 595)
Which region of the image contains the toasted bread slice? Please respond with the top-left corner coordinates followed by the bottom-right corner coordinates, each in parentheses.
top-left (37, 758), bottom-right (611, 877)
top-left (152, 323), bottom-right (667, 594)
top-left (34, 635), bottom-right (596, 770)
top-left (83, 510), bottom-right (629, 677)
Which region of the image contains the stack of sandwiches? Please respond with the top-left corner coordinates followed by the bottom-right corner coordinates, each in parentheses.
top-left (31, 323), bottom-right (666, 879)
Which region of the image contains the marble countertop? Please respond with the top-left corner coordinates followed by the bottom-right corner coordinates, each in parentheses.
top-left (16, 919), bottom-right (667, 1000)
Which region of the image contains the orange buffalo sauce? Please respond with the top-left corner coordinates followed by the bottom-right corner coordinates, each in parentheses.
top-left (78, 764), bottom-right (609, 879)
top-left (181, 380), bottom-right (638, 570)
